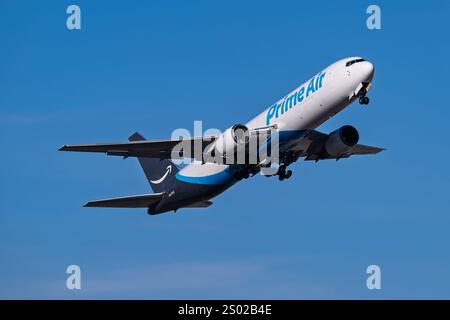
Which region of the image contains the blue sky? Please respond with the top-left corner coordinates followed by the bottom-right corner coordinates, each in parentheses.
top-left (1, 0), bottom-right (449, 299)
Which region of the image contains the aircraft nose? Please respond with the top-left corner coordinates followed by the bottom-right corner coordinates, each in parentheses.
top-left (362, 61), bottom-right (374, 82)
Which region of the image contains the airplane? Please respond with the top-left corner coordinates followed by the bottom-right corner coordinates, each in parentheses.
top-left (59, 57), bottom-right (384, 215)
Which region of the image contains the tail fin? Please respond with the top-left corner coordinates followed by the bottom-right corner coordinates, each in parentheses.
top-left (129, 132), bottom-right (179, 193)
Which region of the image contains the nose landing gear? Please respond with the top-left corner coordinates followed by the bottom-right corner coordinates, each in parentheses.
top-left (357, 83), bottom-right (371, 105)
top-left (359, 96), bottom-right (370, 105)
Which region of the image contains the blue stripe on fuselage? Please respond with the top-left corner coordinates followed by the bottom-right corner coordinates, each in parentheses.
top-left (176, 167), bottom-right (235, 185)
top-left (175, 130), bottom-right (306, 185)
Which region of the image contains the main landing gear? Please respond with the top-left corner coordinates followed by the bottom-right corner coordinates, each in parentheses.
top-left (234, 166), bottom-right (258, 181)
top-left (261, 164), bottom-right (293, 181)
top-left (277, 164), bottom-right (292, 181)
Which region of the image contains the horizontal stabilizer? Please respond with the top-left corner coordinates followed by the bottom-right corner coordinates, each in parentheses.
top-left (83, 192), bottom-right (164, 208)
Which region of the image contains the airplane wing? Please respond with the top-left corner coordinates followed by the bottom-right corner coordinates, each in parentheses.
top-left (279, 129), bottom-right (384, 162)
top-left (304, 143), bottom-right (384, 161)
top-left (59, 134), bottom-right (217, 161)
top-left (60, 129), bottom-right (382, 163)
top-left (303, 130), bottom-right (384, 161)
top-left (83, 192), bottom-right (164, 208)
top-left (59, 128), bottom-right (274, 161)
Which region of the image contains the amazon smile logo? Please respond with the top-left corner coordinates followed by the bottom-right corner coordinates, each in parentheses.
top-left (150, 165), bottom-right (172, 184)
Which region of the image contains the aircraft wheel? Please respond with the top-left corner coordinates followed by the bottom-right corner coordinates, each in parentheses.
top-left (278, 175), bottom-right (285, 181)
top-left (284, 170), bottom-right (292, 179)
top-left (278, 165), bottom-right (286, 176)
top-left (359, 96), bottom-right (369, 105)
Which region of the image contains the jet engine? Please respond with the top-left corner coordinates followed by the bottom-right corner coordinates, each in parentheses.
top-left (211, 124), bottom-right (250, 157)
top-left (324, 125), bottom-right (359, 157)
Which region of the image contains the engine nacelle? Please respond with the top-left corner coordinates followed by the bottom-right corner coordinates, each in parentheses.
top-left (324, 125), bottom-right (359, 157)
top-left (212, 124), bottom-right (250, 157)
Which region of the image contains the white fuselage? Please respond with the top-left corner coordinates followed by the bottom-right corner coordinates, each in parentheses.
top-left (176, 57), bottom-right (374, 185)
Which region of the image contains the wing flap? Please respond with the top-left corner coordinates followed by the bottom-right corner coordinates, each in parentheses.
top-left (59, 140), bottom-right (175, 153)
top-left (83, 192), bottom-right (164, 208)
top-left (347, 144), bottom-right (385, 155)
top-left (182, 200), bottom-right (213, 208)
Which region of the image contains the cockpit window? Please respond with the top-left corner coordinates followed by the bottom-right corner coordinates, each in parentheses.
top-left (346, 58), bottom-right (365, 67)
